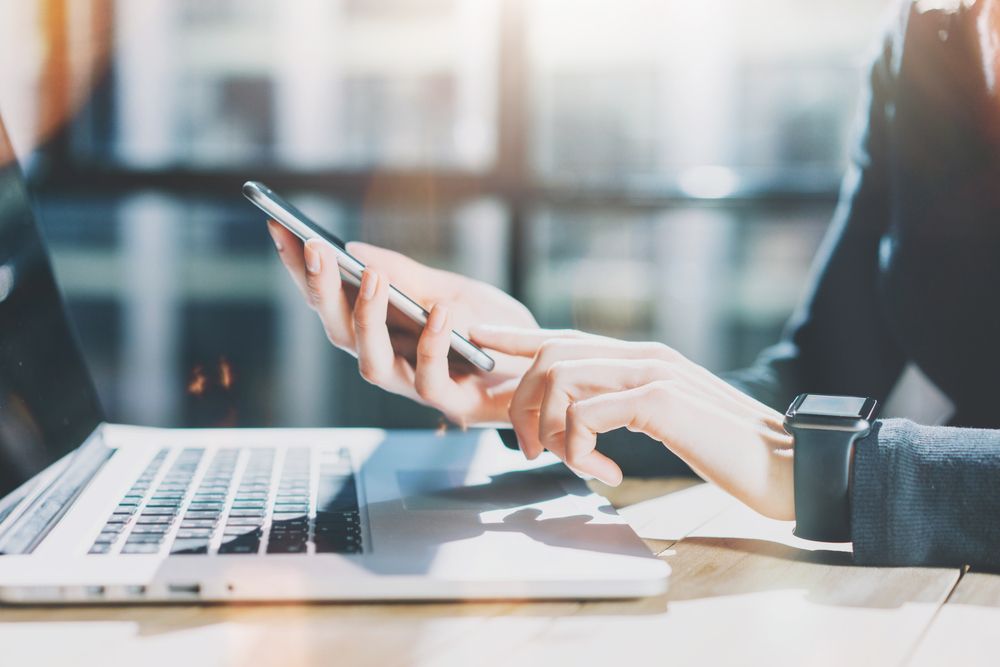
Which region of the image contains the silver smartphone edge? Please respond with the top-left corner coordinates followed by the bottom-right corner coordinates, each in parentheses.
top-left (243, 181), bottom-right (495, 373)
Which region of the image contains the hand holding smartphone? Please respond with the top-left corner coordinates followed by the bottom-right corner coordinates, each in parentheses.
top-left (243, 181), bottom-right (496, 373)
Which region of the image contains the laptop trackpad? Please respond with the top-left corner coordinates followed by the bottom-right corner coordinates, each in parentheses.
top-left (397, 468), bottom-right (581, 511)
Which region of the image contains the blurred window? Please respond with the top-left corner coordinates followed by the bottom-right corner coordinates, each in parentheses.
top-left (1, 0), bottom-right (891, 427)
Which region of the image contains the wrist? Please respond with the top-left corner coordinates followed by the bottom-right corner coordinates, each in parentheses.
top-left (763, 427), bottom-right (796, 521)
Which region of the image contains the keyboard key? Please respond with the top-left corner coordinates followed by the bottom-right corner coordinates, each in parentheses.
top-left (218, 531), bottom-right (261, 554)
top-left (273, 503), bottom-right (309, 512)
top-left (187, 502), bottom-right (225, 510)
top-left (315, 536), bottom-right (362, 553)
top-left (232, 497), bottom-right (267, 505)
top-left (315, 522), bottom-right (360, 534)
top-left (272, 515), bottom-right (308, 525)
top-left (170, 539), bottom-right (209, 555)
top-left (314, 510), bottom-right (359, 521)
top-left (267, 541), bottom-right (307, 554)
top-left (224, 516), bottom-right (263, 526)
top-left (121, 543), bottom-right (160, 554)
top-left (176, 529), bottom-right (214, 539)
top-left (89, 543), bottom-right (112, 554)
top-left (236, 488), bottom-right (270, 496)
top-left (234, 497), bottom-right (269, 505)
top-left (314, 511), bottom-right (360, 526)
top-left (316, 533), bottom-right (361, 548)
top-left (180, 519), bottom-right (217, 529)
top-left (136, 515), bottom-right (175, 524)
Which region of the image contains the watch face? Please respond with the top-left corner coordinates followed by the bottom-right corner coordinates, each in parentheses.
top-left (785, 394), bottom-right (879, 430)
top-left (797, 395), bottom-right (867, 418)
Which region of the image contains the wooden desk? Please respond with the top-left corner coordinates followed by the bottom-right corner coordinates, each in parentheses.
top-left (1, 478), bottom-right (995, 667)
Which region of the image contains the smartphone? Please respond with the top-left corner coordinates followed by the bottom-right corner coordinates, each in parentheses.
top-left (243, 181), bottom-right (495, 373)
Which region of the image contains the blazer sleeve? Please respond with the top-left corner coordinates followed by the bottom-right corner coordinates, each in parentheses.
top-left (723, 24), bottom-right (907, 411)
top-left (852, 419), bottom-right (1000, 568)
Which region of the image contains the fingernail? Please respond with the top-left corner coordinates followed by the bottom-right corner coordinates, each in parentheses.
top-left (361, 270), bottom-right (379, 300)
top-left (304, 241), bottom-right (321, 274)
top-left (428, 305), bottom-right (448, 333)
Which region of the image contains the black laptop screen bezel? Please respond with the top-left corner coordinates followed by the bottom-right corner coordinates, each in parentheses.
top-left (0, 116), bottom-right (106, 503)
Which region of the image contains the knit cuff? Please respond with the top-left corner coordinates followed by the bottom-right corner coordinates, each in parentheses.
top-left (851, 418), bottom-right (1000, 567)
top-left (850, 419), bottom-right (895, 565)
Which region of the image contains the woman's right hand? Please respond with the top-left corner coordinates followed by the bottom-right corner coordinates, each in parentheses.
top-left (268, 221), bottom-right (539, 426)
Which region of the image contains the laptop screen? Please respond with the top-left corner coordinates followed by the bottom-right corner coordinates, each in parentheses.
top-left (0, 117), bottom-right (104, 501)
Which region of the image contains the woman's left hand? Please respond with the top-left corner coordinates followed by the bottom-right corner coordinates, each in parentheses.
top-left (469, 326), bottom-right (796, 521)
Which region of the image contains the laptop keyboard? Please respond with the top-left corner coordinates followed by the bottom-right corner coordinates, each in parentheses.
top-left (89, 447), bottom-right (362, 556)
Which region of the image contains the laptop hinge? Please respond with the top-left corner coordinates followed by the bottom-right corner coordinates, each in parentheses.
top-left (0, 428), bottom-right (115, 555)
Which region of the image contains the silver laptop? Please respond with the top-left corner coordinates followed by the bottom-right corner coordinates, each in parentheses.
top-left (0, 116), bottom-right (669, 603)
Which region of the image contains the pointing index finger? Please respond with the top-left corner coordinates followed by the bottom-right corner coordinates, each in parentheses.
top-left (469, 326), bottom-right (586, 358)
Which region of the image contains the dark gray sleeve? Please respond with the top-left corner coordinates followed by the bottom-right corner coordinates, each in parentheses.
top-left (852, 419), bottom-right (1000, 568)
top-left (724, 26), bottom-right (906, 411)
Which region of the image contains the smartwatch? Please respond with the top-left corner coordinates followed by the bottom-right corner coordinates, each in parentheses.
top-left (784, 394), bottom-right (878, 542)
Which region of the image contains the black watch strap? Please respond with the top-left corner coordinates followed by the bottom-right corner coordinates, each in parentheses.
top-left (788, 426), bottom-right (866, 542)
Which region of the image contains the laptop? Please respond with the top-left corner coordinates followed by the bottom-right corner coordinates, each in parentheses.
top-left (0, 115), bottom-right (669, 603)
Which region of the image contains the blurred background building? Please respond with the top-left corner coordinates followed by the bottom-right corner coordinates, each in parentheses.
top-left (0, 0), bottom-right (896, 430)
